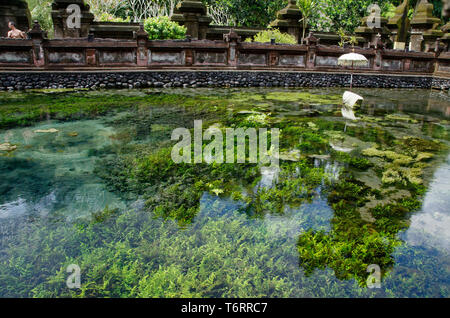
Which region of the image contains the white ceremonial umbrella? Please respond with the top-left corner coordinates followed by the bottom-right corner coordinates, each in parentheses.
top-left (338, 52), bottom-right (369, 90)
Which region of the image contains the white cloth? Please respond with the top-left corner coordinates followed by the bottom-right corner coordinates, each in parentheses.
top-left (342, 91), bottom-right (363, 121)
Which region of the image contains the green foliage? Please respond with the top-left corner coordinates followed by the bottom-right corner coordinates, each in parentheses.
top-left (26, 0), bottom-right (54, 38)
top-left (97, 13), bottom-right (131, 23)
top-left (143, 16), bottom-right (186, 40)
top-left (322, 0), bottom-right (402, 33)
top-left (298, 174), bottom-right (398, 286)
top-left (246, 28), bottom-right (297, 44)
top-left (298, 228), bottom-right (398, 285)
top-left (247, 160), bottom-right (328, 215)
top-left (297, 0), bottom-right (320, 42)
top-left (332, 151), bottom-right (373, 170)
top-left (337, 28), bottom-right (358, 47)
top-left (85, 0), bottom-right (130, 21)
top-left (1, 206), bottom-right (305, 298)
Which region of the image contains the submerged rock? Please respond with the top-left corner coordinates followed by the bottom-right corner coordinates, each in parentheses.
top-left (0, 143), bottom-right (17, 152)
top-left (330, 143), bottom-right (354, 153)
top-left (309, 154), bottom-right (331, 160)
top-left (34, 128), bottom-right (59, 134)
top-left (277, 149), bottom-right (302, 162)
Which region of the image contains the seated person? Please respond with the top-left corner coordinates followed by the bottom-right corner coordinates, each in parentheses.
top-left (7, 21), bottom-right (26, 39)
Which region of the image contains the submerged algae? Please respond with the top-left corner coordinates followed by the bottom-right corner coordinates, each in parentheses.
top-left (362, 137), bottom-right (444, 187)
top-left (0, 88), bottom-right (449, 297)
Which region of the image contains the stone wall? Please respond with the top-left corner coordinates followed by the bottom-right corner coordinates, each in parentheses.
top-left (432, 76), bottom-right (450, 90)
top-left (1, 5), bottom-right (449, 92)
top-left (0, 70), bottom-right (446, 91)
top-left (1, 27), bottom-right (449, 91)
top-left (0, 31), bottom-right (440, 73)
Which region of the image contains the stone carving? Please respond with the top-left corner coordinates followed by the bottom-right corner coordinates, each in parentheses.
top-left (355, 4), bottom-right (391, 48)
top-left (410, 0), bottom-right (443, 52)
top-left (387, 0), bottom-right (410, 50)
top-left (441, 0), bottom-right (450, 51)
top-left (51, 0), bottom-right (94, 38)
top-left (171, 0), bottom-right (212, 40)
top-left (269, 0), bottom-right (303, 43)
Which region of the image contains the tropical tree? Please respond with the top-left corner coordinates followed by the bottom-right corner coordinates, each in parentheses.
top-left (85, 0), bottom-right (128, 19)
top-left (26, 0), bottom-right (54, 36)
top-left (320, 1), bottom-right (410, 33)
top-left (337, 27), bottom-right (358, 47)
top-left (297, 0), bottom-right (319, 43)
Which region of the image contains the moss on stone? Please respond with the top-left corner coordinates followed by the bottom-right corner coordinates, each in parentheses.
top-left (385, 113), bottom-right (418, 124)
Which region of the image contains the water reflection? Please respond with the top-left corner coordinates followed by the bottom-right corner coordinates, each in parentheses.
top-left (404, 155), bottom-right (450, 253)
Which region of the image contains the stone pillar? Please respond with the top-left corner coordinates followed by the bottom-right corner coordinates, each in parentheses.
top-left (404, 58), bottom-right (411, 71)
top-left (269, 52), bottom-right (279, 66)
top-left (185, 49), bottom-right (194, 66)
top-left (224, 29), bottom-right (240, 67)
top-left (373, 34), bottom-right (383, 71)
top-left (86, 48), bottom-right (96, 66)
top-left (51, 0), bottom-right (94, 38)
top-left (136, 24), bottom-right (148, 67)
top-left (409, 0), bottom-right (443, 52)
top-left (198, 16), bottom-right (211, 40)
top-left (269, 0), bottom-right (303, 44)
top-left (171, 0), bottom-right (211, 40)
top-left (305, 33), bottom-right (318, 69)
top-left (355, 5), bottom-right (391, 49)
top-left (441, 0), bottom-right (450, 51)
top-left (0, 0), bottom-right (31, 37)
top-left (444, 0), bottom-right (450, 18)
top-left (387, 0), bottom-right (410, 50)
top-left (28, 21), bottom-right (45, 67)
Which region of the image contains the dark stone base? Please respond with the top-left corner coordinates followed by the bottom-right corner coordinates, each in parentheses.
top-left (0, 71), bottom-right (449, 91)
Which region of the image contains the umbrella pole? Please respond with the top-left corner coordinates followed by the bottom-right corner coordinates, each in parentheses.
top-left (350, 71), bottom-right (353, 90)
top-left (350, 61), bottom-right (354, 91)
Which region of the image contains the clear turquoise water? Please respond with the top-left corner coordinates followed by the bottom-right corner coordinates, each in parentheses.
top-left (0, 88), bottom-right (449, 298)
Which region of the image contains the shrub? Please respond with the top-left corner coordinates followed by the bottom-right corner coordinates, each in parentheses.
top-left (97, 13), bottom-right (131, 23)
top-left (143, 16), bottom-right (186, 40)
top-left (245, 28), bottom-right (297, 45)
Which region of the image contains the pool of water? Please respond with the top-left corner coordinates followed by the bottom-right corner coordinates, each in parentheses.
top-left (0, 88), bottom-right (449, 298)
